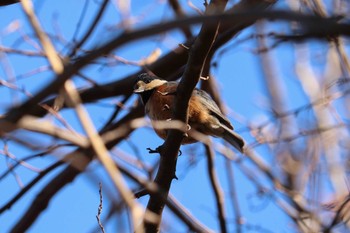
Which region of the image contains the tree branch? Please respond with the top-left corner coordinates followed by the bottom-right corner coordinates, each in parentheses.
top-left (144, 0), bottom-right (228, 232)
top-left (204, 144), bottom-right (227, 233)
top-left (13, 8), bottom-right (350, 122)
top-left (0, 0), bottom-right (18, 6)
top-left (9, 107), bottom-right (144, 232)
top-left (5, 1), bottom-right (278, 231)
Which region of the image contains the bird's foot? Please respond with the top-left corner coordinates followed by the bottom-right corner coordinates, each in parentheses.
top-left (147, 147), bottom-right (161, 154)
top-left (147, 145), bottom-right (181, 157)
top-left (134, 189), bottom-right (148, 198)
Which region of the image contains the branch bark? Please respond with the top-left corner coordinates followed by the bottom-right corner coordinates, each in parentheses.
top-left (144, 0), bottom-right (228, 232)
top-left (5, 1), bottom-right (278, 231)
top-left (204, 144), bottom-right (227, 233)
top-left (0, 0), bottom-right (18, 6)
top-left (9, 107), bottom-right (144, 232)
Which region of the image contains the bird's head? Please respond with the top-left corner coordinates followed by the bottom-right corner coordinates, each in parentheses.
top-left (133, 73), bottom-right (167, 93)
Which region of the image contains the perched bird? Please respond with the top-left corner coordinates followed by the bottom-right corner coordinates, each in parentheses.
top-left (133, 73), bottom-right (245, 153)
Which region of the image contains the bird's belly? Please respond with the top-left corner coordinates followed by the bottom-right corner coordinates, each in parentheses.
top-left (145, 101), bottom-right (172, 122)
top-left (145, 95), bottom-right (172, 141)
top-left (144, 92), bottom-right (207, 144)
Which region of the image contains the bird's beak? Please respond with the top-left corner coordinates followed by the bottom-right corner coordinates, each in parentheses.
top-left (133, 87), bottom-right (144, 93)
top-left (133, 81), bottom-right (145, 93)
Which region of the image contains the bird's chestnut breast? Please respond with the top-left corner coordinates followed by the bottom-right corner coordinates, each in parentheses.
top-left (145, 85), bottom-right (174, 121)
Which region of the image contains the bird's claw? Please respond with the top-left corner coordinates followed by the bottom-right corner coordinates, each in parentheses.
top-left (147, 147), bottom-right (160, 154)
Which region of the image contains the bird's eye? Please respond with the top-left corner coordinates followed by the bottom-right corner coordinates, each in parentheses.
top-left (144, 77), bottom-right (152, 84)
top-left (137, 73), bottom-right (152, 83)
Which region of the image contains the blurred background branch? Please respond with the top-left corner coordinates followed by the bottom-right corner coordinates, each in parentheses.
top-left (0, 0), bottom-right (350, 232)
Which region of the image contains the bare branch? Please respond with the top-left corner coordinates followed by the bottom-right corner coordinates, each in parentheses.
top-left (9, 107), bottom-right (144, 232)
top-left (144, 0), bottom-right (228, 232)
top-left (0, 161), bottom-right (64, 215)
top-left (6, 7), bottom-right (349, 121)
top-left (0, 0), bottom-right (18, 6)
top-left (63, 79), bottom-right (144, 231)
top-left (69, 0), bottom-right (109, 57)
top-left (168, 0), bottom-right (192, 38)
top-left (96, 182), bottom-right (106, 233)
top-left (204, 143), bottom-right (227, 233)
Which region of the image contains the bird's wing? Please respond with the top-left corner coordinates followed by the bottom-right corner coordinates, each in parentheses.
top-left (194, 89), bottom-right (234, 130)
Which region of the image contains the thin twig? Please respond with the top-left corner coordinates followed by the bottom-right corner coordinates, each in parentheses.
top-left (0, 145), bottom-right (61, 181)
top-left (204, 143), bottom-right (227, 233)
top-left (17, 2), bottom-right (144, 232)
top-left (168, 0), bottom-right (192, 38)
top-left (324, 194), bottom-right (350, 232)
top-left (5, 9), bottom-right (350, 122)
top-left (0, 46), bottom-right (45, 56)
top-left (96, 182), bottom-right (106, 233)
top-left (225, 158), bottom-right (243, 233)
top-left (69, 0), bottom-right (109, 57)
top-left (9, 107), bottom-right (143, 232)
top-left (118, 162), bottom-right (214, 233)
top-left (0, 161), bottom-right (64, 214)
top-left (63, 79), bottom-right (145, 232)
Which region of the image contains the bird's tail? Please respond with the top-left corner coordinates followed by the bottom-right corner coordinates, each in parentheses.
top-left (221, 125), bottom-right (245, 153)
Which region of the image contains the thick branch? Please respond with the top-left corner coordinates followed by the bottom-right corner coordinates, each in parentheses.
top-left (144, 0), bottom-right (228, 232)
top-left (119, 164), bottom-right (214, 232)
top-left (12, 8), bottom-right (350, 122)
top-left (0, 0), bottom-right (18, 6)
top-left (9, 162), bottom-right (78, 233)
top-left (9, 107), bottom-right (144, 232)
top-left (6, 1), bottom-right (278, 231)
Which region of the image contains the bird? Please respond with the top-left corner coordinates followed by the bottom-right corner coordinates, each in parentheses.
top-left (133, 73), bottom-right (245, 153)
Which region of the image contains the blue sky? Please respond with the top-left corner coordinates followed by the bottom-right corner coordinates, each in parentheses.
top-left (0, 0), bottom-right (343, 232)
